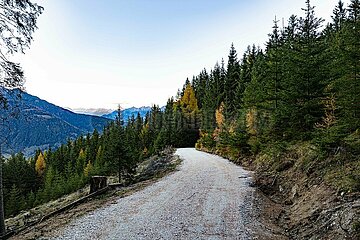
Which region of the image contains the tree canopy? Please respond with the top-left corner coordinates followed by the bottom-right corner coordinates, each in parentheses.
top-left (0, 0), bottom-right (43, 104)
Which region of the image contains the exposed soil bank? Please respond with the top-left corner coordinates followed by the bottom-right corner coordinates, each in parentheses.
top-left (255, 170), bottom-right (360, 239)
top-left (198, 145), bottom-right (360, 240)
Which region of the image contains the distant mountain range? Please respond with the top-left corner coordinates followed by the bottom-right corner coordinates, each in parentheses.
top-left (0, 88), bottom-right (111, 157)
top-left (70, 108), bottom-right (113, 116)
top-left (102, 107), bottom-right (151, 121)
top-left (70, 106), bottom-right (152, 122)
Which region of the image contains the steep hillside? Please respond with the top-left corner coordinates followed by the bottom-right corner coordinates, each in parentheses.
top-left (197, 140), bottom-right (360, 239)
top-left (0, 88), bottom-right (110, 156)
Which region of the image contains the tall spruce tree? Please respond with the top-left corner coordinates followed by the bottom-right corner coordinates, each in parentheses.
top-left (103, 106), bottom-right (131, 182)
top-left (275, 1), bottom-right (327, 139)
top-left (236, 45), bottom-right (257, 114)
top-left (266, 17), bottom-right (283, 111)
top-left (336, 0), bottom-right (360, 131)
top-left (298, 0), bottom-right (327, 135)
top-left (224, 43), bottom-right (240, 118)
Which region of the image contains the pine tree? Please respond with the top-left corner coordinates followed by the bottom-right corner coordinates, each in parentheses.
top-left (201, 70), bottom-right (216, 132)
top-left (297, 0), bottom-right (327, 135)
top-left (93, 146), bottom-right (104, 174)
top-left (192, 70), bottom-right (208, 109)
top-left (0, 1), bottom-right (43, 106)
top-left (5, 185), bottom-right (24, 217)
top-left (274, 2), bottom-right (327, 139)
top-left (332, 0), bottom-right (347, 32)
top-left (266, 17), bottom-right (282, 111)
top-left (243, 18), bottom-right (285, 142)
top-left (237, 45), bottom-right (257, 109)
top-left (315, 1), bottom-right (348, 147)
top-left (243, 51), bottom-right (271, 143)
top-left (43, 166), bottom-right (55, 200)
top-left (162, 98), bottom-right (176, 146)
top-left (103, 107), bottom-right (133, 183)
top-left (334, 0), bottom-right (360, 132)
top-left (224, 43), bottom-right (240, 118)
top-left (27, 191), bottom-right (36, 209)
top-left (76, 149), bottom-right (86, 174)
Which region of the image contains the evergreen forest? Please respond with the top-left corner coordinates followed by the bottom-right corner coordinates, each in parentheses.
top-left (2, 0), bottom-right (359, 218)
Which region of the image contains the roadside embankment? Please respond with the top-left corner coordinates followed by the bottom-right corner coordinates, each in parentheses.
top-left (7, 147), bottom-right (180, 240)
top-left (197, 142), bottom-right (360, 239)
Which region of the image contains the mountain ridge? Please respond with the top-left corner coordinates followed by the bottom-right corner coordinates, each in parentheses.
top-left (102, 106), bottom-right (152, 120)
top-left (0, 88), bottom-right (111, 156)
top-left (70, 108), bottom-right (113, 116)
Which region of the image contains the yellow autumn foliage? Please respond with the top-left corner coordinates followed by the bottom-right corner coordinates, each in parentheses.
top-left (246, 108), bottom-right (257, 135)
top-left (143, 147), bottom-right (148, 156)
top-left (228, 120), bottom-right (236, 134)
top-left (180, 83), bottom-right (198, 113)
top-left (84, 160), bottom-right (93, 177)
top-left (215, 102), bottom-right (225, 128)
top-left (35, 152), bottom-right (46, 176)
top-left (316, 93), bottom-right (337, 129)
top-left (78, 148), bottom-right (86, 159)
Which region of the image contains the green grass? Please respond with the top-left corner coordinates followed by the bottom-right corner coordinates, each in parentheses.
top-left (324, 159), bottom-right (360, 192)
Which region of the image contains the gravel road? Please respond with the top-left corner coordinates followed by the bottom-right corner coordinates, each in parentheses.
top-left (54, 148), bottom-right (257, 240)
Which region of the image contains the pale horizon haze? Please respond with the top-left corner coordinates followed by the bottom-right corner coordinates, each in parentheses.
top-left (16, 0), bottom-right (350, 110)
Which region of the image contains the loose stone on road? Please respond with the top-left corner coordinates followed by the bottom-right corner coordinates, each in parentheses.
top-left (53, 148), bottom-right (261, 239)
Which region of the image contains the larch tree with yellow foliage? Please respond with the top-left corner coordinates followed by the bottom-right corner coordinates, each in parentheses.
top-left (84, 160), bottom-right (93, 177)
top-left (176, 83), bottom-right (200, 147)
top-left (35, 152), bottom-right (46, 176)
top-left (179, 83), bottom-right (199, 114)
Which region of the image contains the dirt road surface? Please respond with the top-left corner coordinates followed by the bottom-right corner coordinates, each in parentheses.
top-left (51, 148), bottom-right (280, 239)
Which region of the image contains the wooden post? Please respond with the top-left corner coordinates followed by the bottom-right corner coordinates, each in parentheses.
top-left (89, 176), bottom-right (107, 194)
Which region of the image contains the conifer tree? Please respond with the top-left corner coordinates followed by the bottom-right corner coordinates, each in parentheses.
top-left (76, 149), bottom-right (86, 174)
top-left (243, 18), bottom-right (284, 142)
top-left (180, 83), bottom-right (199, 113)
top-left (243, 51), bottom-right (269, 141)
top-left (224, 43), bottom-right (240, 118)
top-left (84, 160), bottom-right (93, 177)
top-left (236, 45), bottom-right (257, 110)
top-left (103, 106), bottom-right (133, 182)
top-left (296, 0), bottom-right (326, 136)
top-left (332, 0), bottom-right (347, 31)
top-left (273, 2), bottom-right (328, 139)
top-left (201, 70), bottom-right (216, 132)
top-left (177, 83), bottom-right (200, 146)
top-left (35, 152), bottom-right (46, 176)
top-left (266, 17), bottom-right (282, 111)
top-left (333, 0), bottom-right (360, 132)
top-left (5, 185), bottom-right (24, 217)
top-left (162, 98), bottom-right (176, 146)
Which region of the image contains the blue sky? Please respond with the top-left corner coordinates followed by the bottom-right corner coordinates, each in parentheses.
top-left (17, 0), bottom-right (350, 109)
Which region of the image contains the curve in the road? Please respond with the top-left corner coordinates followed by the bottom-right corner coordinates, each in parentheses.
top-left (54, 148), bottom-right (256, 240)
